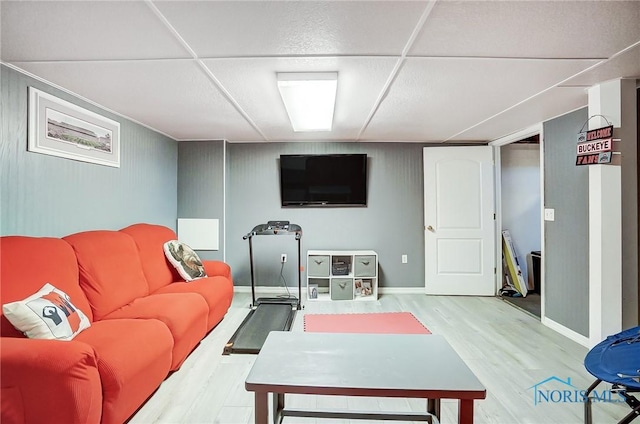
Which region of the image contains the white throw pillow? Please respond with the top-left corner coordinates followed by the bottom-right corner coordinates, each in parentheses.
top-left (163, 240), bottom-right (207, 281)
top-left (2, 283), bottom-right (91, 341)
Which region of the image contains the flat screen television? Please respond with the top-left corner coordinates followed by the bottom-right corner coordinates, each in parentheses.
top-left (279, 154), bottom-right (368, 207)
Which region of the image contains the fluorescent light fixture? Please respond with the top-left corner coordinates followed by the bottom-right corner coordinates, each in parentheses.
top-left (277, 72), bottom-right (338, 132)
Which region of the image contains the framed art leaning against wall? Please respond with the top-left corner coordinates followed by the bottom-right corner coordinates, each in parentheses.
top-left (28, 87), bottom-right (120, 168)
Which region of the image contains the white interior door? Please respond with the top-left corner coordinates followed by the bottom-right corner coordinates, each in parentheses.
top-left (424, 146), bottom-right (496, 295)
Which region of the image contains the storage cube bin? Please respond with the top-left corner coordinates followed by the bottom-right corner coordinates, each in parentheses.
top-left (354, 255), bottom-right (376, 277)
top-left (331, 278), bottom-right (353, 300)
top-left (308, 255), bottom-right (330, 277)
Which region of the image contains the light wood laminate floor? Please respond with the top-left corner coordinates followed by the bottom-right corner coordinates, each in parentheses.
top-left (129, 293), bottom-right (627, 424)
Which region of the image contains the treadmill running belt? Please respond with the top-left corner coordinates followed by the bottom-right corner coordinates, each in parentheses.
top-left (224, 303), bottom-right (295, 354)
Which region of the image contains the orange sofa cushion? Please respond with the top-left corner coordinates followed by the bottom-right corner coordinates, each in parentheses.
top-left (1, 236), bottom-right (94, 337)
top-left (63, 231), bottom-right (150, 321)
top-left (154, 276), bottom-right (233, 331)
top-left (1, 337), bottom-right (102, 424)
top-left (120, 223), bottom-right (182, 292)
top-left (103, 293), bottom-right (208, 370)
top-left (74, 318), bottom-right (173, 424)
top-left (203, 259), bottom-right (232, 280)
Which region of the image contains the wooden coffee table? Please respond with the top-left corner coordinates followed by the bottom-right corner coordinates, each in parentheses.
top-left (245, 331), bottom-right (486, 424)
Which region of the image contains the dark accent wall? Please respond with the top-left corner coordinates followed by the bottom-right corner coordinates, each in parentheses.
top-left (224, 142), bottom-right (426, 289)
top-left (620, 82), bottom-right (638, 329)
top-left (543, 107), bottom-right (589, 337)
top-left (177, 140), bottom-right (225, 261)
top-left (1, 65), bottom-right (178, 237)
top-left (637, 85), bottom-right (640, 325)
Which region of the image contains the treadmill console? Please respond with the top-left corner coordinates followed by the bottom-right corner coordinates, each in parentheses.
top-left (244, 221), bottom-right (301, 239)
top-left (266, 220), bottom-right (290, 231)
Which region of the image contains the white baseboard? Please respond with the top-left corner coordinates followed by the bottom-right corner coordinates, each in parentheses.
top-left (541, 316), bottom-right (590, 347)
top-left (233, 286), bottom-right (296, 294)
top-left (378, 287), bottom-right (424, 295)
top-left (233, 286), bottom-right (424, 295)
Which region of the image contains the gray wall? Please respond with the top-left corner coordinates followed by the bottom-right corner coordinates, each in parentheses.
top-left (177, 140), bottom-right (225, 261)
top-left (225, 142), bottom-right (426, 289)
top-left (1, 65), bottom-right (178, 237)
top-left (621, 84), bottom-right (638, 328)
top-left (501, 144), bottom-right (541, 283)
top-left (543, 107), bottom-right (589, 337)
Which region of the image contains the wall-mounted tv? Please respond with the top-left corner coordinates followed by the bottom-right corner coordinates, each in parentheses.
top-left (279, 154), bottom-right (368, 207)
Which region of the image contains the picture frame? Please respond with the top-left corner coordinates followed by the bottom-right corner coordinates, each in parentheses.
top-left (354, 279), bottom-right (363, 297)
top-left (28, 87), bottom-right (120, 168)
top-left (308, 283), bottom-right (318, 299)
top-left (361, 280), bottom-right (373, 296)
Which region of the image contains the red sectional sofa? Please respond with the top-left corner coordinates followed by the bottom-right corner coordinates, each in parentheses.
top-left (0, 223), bottom-right (234, 424)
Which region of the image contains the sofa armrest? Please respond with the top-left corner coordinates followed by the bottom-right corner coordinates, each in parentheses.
top-left (202, 260), bottom-right (232, 279)
top-left (1, 337), bottom-right (103, 424)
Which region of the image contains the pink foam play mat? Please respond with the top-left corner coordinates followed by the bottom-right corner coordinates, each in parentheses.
top-left (303, 312), bottom-right (431, 334)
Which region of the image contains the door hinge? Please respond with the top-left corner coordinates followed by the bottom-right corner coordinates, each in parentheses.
top-left (493, 213), bottom-right (496, 220)
top-left (494, 267), bottom-right (497, 274)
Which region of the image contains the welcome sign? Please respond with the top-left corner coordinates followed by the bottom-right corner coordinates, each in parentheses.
top-left (576, 125), bottom-right (613, 166)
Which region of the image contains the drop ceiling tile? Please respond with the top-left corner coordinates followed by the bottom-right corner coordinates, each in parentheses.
top-left (411, 1), bottom-right (640, 59)
top-left (561, 44), bottom-right (640, 88)
top-left (362, 57), bottom-right (599, 142)
top-left (450, 87), bottom-right (588, 142)
top-left (11, 60), bottom-right (262, 141)
top-left (156, 1), bottom-right (426, 57)
top-left (1, 1), bottom-right (189, 61)
top-left (203, 56), bottom-right (398, 141)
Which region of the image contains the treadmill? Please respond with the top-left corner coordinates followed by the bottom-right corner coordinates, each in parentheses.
top-left (223, 221), bottom-right (302, 354)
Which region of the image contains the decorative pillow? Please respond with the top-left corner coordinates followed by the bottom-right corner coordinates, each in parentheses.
top-left (2, 283), bottom-right (91, 341)
top-left (163, 240), bottom-right (207, 281)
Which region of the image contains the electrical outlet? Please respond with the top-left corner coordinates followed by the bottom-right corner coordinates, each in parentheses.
top-left (402, 254), bottom-right (408, 264)
top-left (544, 208), bottom-right (555, 221)
top-left (281, 253), bottom-right (287, 263)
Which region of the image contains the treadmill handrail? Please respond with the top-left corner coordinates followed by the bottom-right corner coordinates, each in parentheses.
top-left (243, 222), bottom-right (303, 310)
top-left (243, 223), bottom-right (302, 238)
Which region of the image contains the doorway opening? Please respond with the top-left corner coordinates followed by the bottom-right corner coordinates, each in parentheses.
top-left (497, 134), bottom-right (542, 319)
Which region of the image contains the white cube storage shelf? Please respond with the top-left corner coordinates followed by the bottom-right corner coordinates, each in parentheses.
top-left (306, 250), bottom-right (378, 301)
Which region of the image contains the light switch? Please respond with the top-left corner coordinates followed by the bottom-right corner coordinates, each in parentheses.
top-left (544, 208), bottom-right (555, 221)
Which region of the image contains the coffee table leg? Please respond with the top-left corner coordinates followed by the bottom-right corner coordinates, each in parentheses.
top-left (254, 392), bottom-right (268, 424)
top-left (272, 393), bottom-right (284, 424)
top-left (458, 399), bottom-right (474, 424)
top-left (427, 398), bottom-right (441, 421)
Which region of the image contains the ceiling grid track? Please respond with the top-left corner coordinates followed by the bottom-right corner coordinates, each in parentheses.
top-left (443, 39), bottom-right (640, 143)
top-left (356, 0), bottom-right (437, 141)
top-left (145, 0), bottom-right (269, 141)
top-left (5, 1), bottom-right (635, 143)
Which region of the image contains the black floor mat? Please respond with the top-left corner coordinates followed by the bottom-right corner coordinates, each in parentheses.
top-left (223, 303), bottom-right (296, 354)
top-left (502, 293), bottom-right (541, 318)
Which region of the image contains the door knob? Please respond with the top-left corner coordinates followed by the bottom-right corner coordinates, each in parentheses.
top-left (427, 225), bottom-right (434, 232)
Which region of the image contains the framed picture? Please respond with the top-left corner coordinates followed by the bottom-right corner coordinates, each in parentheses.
top-left (362, 280), bottom-right (373, 296)
top-left (354, 279), bottom-right (363, 296)
top-left (28, 87), bottom-right (120, 168)
top-left (308, 283), bottom-right (318, 299)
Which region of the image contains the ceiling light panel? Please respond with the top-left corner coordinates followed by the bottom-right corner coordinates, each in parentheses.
top-left (277, 72), bottom-right (338, 132)
top-left (201, 57), bottom-right (397, 141)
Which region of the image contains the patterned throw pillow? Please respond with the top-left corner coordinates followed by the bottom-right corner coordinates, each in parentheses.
top-left (163, 240), bottom-right (207, 281)
top-left (2, 283), bottom-right (91, 341)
